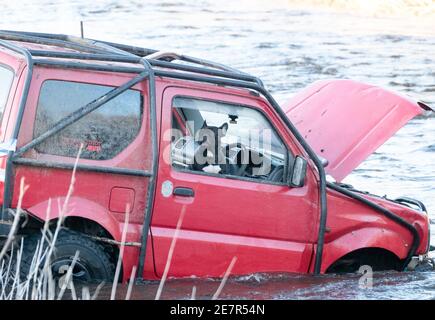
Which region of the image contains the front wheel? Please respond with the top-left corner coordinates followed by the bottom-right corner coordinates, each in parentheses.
top-left (19, 229), bottom-right (116, 283)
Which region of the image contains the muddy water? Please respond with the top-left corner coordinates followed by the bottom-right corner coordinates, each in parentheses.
top-left (0, 0), bottom-right (434, 299)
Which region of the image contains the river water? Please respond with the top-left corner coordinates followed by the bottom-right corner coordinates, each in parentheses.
top-left (0, 0), bottom-right (434, 300)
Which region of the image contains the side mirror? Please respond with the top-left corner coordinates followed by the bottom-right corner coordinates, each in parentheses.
top-left (288, 155), bottom-right (307, 187)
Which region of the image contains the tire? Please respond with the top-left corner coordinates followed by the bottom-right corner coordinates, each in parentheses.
top-left (18, 229), bottom-right (115, 283)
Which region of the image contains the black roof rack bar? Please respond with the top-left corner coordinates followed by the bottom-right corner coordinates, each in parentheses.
top-left (89, 39), bottom-right (158, 57)
top-left (2, 30), bottom-right (75, 41)
top-left (0, 30), bottom-right (262, 85)
top-left (29, 50), bottom-right (142, 64)
top-left (2, 30), bottom-right (159, 57)
top-left (29, 54), bottom-right (261, 87)
top-left (1, 30), bottom-right (142, 58)
top-left (146, 51), bottom-right (243, 74)
top-left (183, 54), bottom-right (244, 74)
top-left (0, 31), bottom-right (109, 55)
top-left (154, 69), bottom-right (262, 91)
top-left (3, 30), bottom-right (256, 78)
top-left (145, 51), bottom-right (263, 85)
top-left (33, 59), bottom-right (145, 74)
top-left (33, 57), bottom-right (264, 87)
top-left (149, 59), bottom-right (261, 85)
top-left (30, 52), bottom-right (261, 85)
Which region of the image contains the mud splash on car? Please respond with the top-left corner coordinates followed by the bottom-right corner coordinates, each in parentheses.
top-left (0, 0), bottom-right (434, 300)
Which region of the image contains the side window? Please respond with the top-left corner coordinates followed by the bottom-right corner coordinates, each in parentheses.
top-left (0, 65), bottom-right (14, 120)
top-left (34, 80), bottom-right (142, 160)
top-left (171, 97), bottom-right (290, 183)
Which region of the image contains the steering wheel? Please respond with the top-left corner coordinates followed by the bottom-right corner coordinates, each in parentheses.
top-left (223, 142), bottom-right (249, 177)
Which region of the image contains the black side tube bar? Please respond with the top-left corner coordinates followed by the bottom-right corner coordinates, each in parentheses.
top-left (14, 71), bottom-right (149, 158)
top-left (327, 182), bottom-right (420, 270)
top-left (137, 59), bottom-right (158, 278)
top-left (12, 158), bottom-right (153, 177)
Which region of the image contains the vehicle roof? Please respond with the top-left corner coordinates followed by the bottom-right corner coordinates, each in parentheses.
top-left (0, 30), bottom-right (262, 90)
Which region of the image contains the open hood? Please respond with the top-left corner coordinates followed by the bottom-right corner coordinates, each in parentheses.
top-left (283, 79), bottom-right (433, 182)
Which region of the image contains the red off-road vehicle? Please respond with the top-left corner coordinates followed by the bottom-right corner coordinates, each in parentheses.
top-left (0, 30), bottom-right (432, 282)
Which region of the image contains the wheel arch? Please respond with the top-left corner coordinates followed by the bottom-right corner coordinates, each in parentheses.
top-left (325, 247), bottom-right (402, 273)
top-left (25, 196), bottom-right (122, 241)
top-left (321, 227), bottom-right (410, 273)
top-left (24, 197), bottom-right (125, 281)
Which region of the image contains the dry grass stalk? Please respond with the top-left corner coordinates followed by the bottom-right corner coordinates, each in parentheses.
top-left (0, 177), bottom-right (29, 261)
top-left (81, 286), bottom-right (90, 300)
top-left (155, 205), bottom-right (187, 300)
top-left (125, 265), bottom-right (137, 300)
top-left (191, 286), bottom-right (196, 300)
top-left (212, 256), bottom-right (237, 300)
top-left (91, 281), bottom-right (105, 300)
top-left (56, 250), bottom-right (80, 300)
top-left (110, 204), bottom-right (130, 300)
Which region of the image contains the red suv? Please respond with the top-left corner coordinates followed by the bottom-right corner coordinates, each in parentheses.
top-left (0, 30), bottom-right (432, 282)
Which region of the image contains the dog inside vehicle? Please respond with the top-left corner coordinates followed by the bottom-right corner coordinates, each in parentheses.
top-left (194, 120), bottom-right (229, 174)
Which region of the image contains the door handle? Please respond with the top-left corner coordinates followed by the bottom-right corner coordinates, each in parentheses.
top-left (173, 187), bottom-right (195, 197)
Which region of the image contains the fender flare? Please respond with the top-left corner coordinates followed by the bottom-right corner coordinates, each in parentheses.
top-left (321, 227), bottom-right (410, 273)
top-left (26, 196), bottom-right (122, 241)
top-left (326, 182), bottom-right (420, 270)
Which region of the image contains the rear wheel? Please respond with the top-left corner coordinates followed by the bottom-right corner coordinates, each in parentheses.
top-left (19, 229), bottom-right (115, 283)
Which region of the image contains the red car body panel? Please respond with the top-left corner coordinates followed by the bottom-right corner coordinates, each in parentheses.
top-left (283, 79), bottom-right (427, 181)
top-left (317, 188), bottom-right (429, 273)
top-left (0, 41), bottom-right (430, 281)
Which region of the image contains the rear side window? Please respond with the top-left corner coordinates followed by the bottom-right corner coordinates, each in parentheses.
top-left (34, 80), bottom-right (142, 160)
top-left (0, 65), bottom-right (14, 120)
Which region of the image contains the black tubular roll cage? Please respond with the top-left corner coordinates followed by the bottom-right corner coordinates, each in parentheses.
top-left (0, 30), bottom-right (420, 278)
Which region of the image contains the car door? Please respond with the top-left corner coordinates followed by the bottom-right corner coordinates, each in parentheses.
top-left (151, 86), bottom-right (319, 278)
